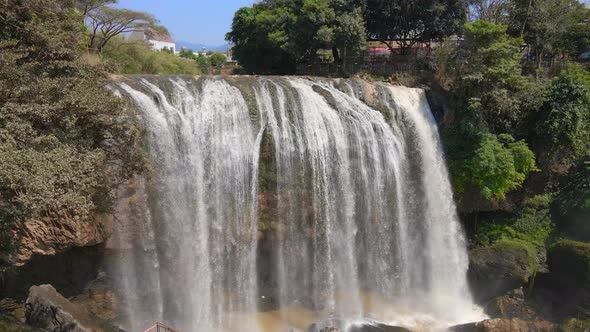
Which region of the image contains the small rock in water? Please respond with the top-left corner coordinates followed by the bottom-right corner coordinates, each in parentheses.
top-left (307, 318), bottom-right (411, 332)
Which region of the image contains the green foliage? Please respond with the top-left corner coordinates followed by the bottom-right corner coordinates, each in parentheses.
top-left (560, 63), bottom-right (590, 88)
top-left (474, 195), bottom-right (554, 251)
top-left (450, 129), bottom-right (537, 200)
top-left (196, 53), bottom-right (210, 74)
top-left (455, 20), bottom-right (524, 94)
top-left (179, 48), bottom-right (197, 60)
top-left (0, 0), bottom-right (146, 252)
top-left (364, 0), bottom-right (466, 52)
top-left (226, 0), bottom-right (366, 74)
top-left (562, 6), bottom-right (590, 59)
top-left (492, 238), bottom-right (539, 271)
top-left (538, 75), bottom-right (590, 161)
top-left (508, 0), bottom-right (586, 62)
top-left (562, 318), bottom-right (590, 332)
top-left (226, 5), bottom-right (298, 74)
top-left (209, 52), bottom-right (227, 68)
top-left (553, 163), bottom-right (590, 241)
top-left (101, 38), bottom-right (198, 74)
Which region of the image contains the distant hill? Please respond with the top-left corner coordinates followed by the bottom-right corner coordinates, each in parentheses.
top-left (176, 41), bottom-right (229, 52)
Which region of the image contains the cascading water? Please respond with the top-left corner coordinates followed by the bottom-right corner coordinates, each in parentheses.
top-left (111, 76), bottom-right (484, 332)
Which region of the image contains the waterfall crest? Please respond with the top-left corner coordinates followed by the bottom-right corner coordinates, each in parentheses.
top-left (111, 76), bottom-right (484, 332)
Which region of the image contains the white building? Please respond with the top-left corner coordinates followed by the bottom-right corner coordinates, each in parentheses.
top-left (130, 29), bottom-right (176, 53)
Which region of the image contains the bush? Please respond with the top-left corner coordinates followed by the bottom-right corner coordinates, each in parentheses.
top-left (450, 131), bottom-right (538, 200)
top-left (0, 0), bottom-right (146, 252)
top-left (209, 52), bottom-right (227, 68)
top-left (474, 194), bottom-right (554, 249)
top-left (538, 75), bottom-right (590, 162)
top-left (102, 37), bottom-right (198, 75)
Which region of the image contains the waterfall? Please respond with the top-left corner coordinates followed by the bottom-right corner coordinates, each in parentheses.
top-left (111, 76), bottom-right (484, 332)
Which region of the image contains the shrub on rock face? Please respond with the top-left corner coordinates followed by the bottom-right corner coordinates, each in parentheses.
top-left (561, 318), bottom-right (590, 332)
top-left (0, 0), bottom-right (146, 255)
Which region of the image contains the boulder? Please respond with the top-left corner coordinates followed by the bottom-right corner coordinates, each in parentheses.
top-left (545, 240), bottom-right (590, 319)
top-left (468, 241), bottom-right (537, 302)
top-left (547, 240), bottom-right (590, 286)
top-left (70, 273), bottom-right (119, 324)
top-left (307, 319), bottom-right (410, 332)
top-left (24, 283), bottom-right (125, 332)
top-left (348, 323), bottom-right (411, 332)
top-left (450, 318), bottom-right (556, 332)
top-left (25, 285), bottom-right (90, 332)
top-left (484, 288), bottom-right (536, 320)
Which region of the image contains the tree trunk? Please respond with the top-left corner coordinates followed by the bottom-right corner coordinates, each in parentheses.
top-left (332, 47), bottom-right (341, 63)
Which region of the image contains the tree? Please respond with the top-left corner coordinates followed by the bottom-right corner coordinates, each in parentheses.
top-left (226, 0), bottom-right (366, 73)
top-left (179, 48), bottom-right (196, 60)
top-left (453, 20), bottom-right (524, 95)
top-left (0, 0), bottom-right (145, 252)
top-left (450, 131), bottom-right (538, 200)
top-left (86, 5), bottom-right (163, 53)
top-left (197, 53), bottom-right (210, 74)
top-left (71, 0), bottom-right (116, 20)
top-left (467, 0), bottom-right (510, 23)
top-left (561, 5), bottom-right (590, 59)
top-left (538, 75), bottom-right (590, 162)
top-left (209, 52), bottom-right (227, 68)
top-left (363, 0), bottom-right (467, 54)
top-left (508, 0), bottom-right (586, 68)
top-left (226, 4), bottom-right (298, 73)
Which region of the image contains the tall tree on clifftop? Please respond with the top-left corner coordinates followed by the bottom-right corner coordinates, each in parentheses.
top-left (226, 0), bottom-right (366, 74)
top-left (363, 0), bottom-right (468, 54)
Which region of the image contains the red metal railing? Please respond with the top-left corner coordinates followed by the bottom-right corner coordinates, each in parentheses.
top-left (142, 322), bottom-right (180, 332)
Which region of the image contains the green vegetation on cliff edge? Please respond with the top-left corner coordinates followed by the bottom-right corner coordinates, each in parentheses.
top-left (0, 0), bottom-right (146, 252)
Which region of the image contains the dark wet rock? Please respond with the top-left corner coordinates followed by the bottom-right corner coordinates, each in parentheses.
top-left (450, 318), bottom-right (556, 332)
top-left (348, 322), bottom-right (411, 332)
top-left (307, 319), bottom-right (410, 332)
top-left (541, 240), bottom-right (590, 319)
top-left (468, 243), bottom-right (536, 303)
top-left (0, 245), bottom-right (103, 301)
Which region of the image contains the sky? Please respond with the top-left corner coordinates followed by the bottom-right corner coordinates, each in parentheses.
top-left (119, 0), bottom-right (590, 46)
top-left (117, 0), bottom-right (256, 45)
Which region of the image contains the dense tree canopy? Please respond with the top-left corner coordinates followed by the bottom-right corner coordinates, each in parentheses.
top-left (363, 0), bottom-right (467, 53)
top-left (226, 0), bottom-right (366, 74)
top-left (508, 0), bottom-right (587, 66)
top-left (0, 0), bottom-right (145, 251)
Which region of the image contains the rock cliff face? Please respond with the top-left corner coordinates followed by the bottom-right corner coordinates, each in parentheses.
top-left (4, 213), bottom-right (112, 267)
top-left (467, 244), bottom-right (536, 302)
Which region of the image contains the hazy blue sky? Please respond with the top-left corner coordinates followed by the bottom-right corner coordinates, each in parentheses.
top-left (118, 0), bottom-right (256, 45)
top-left (119, 0), bottom-right (590, 45)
